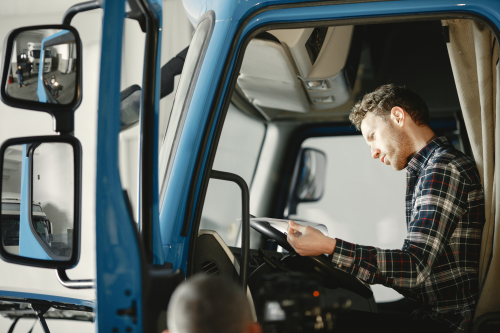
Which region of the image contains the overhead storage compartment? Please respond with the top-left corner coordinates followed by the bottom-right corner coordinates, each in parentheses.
top-left (237, 25), bottom-right (360, 119)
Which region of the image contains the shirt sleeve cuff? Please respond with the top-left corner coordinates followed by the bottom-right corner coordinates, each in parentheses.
top-left (330, 238), bottom-right (356, 269)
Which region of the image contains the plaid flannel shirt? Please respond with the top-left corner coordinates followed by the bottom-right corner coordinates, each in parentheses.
top-left (331, 137), bottom-right (484, 333)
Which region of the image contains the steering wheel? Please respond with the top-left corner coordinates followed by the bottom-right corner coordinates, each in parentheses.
top-left (250, 220), bottom-right (373, 299)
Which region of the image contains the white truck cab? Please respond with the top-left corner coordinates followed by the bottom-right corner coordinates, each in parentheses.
top-left (1, 197), bottom-right (51, 256)
top-left (27, 42), bottom-right (52, 74)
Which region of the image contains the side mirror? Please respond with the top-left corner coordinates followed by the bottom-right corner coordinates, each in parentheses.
top-left (0, 25), bottom-right (82, 132)
top-left (0, 136), bottom-right (82, 269)
top-left (120, 84), bottom-right (141, 131)
top-left (285, 148), bottom-right (327, 217)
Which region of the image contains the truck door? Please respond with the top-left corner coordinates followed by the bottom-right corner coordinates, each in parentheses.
top-left (157, 1), bottom-right (500, 332)
top-left (0, 1), bottom-right (187, 333)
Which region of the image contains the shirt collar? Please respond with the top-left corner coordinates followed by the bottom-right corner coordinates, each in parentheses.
top-left (406, 136), bottom-right (450, 174)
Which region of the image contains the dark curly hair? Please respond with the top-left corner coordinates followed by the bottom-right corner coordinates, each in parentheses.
top-left (349, 84), bottom-right (430, 130)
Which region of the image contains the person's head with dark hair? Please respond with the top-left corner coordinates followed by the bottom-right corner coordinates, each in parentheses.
top-left (349, 84), bottom-right (436, 170)
top-left (165, 274), bottom-right (261, 333)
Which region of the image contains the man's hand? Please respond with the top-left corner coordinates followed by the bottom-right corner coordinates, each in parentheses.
top-left (287, 220), bottom-right (336, 256)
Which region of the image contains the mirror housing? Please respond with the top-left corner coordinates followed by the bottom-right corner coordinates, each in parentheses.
top-left (120, 84), bottom-right (141, 131)
top-left (285, 148), bottom-right (327, 217)
top-left (0, 25), bottom-right (82, 133)
top-left (0, 136), bottom-right (82, 269)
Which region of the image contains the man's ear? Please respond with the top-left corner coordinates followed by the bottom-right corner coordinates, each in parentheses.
top-left (390, 106), bottom-right (405, 127)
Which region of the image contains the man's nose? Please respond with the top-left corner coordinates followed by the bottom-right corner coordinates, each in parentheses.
top-left (371, 146), bottom-right (380, 159)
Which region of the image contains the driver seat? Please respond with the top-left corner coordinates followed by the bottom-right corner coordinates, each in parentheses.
top-left (192, 230), bottom-right (257, 321)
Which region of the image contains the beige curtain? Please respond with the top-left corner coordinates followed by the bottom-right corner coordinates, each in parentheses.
top-left (442, 19), bottom-right (500, 319)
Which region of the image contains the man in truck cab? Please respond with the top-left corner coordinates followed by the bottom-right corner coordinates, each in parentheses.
top-left (287, 84), bottom-right (485, 333)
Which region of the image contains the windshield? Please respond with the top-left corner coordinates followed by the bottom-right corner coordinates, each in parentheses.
top-left (159, 16), bottom-right (212, 203)
top-left (1, 203), bottom-right (46, 247)
top-left (1, 215), bottom-right (20, 246)
top-left (29, 50), bottom-right (51, 59)
top-left (33, 216), bottom-right (49, 235)
top-left (1, 202), bottom-right (43, 212)
top-left (1, 214), bottom-right (50, 247)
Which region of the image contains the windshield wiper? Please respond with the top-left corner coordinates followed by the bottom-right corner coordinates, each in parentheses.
top-left (31, 303), bottom-right (51, 333)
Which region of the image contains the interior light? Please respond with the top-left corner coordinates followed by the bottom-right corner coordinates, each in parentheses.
top-left (307, 81), bottom-right (322, 88)
top-left (312, 96), bottom-right (334, 103)
top-left (313, 291), bottom-right (320, 297)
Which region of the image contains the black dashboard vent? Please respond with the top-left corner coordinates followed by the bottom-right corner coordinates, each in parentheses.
top-left (201, 260), bottom-right (219, 276)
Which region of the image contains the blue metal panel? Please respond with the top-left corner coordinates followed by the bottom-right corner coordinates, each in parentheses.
top-left (240, 1), bottom-right (500, 37)
top-left (185, 0), bottom-right (500, 24)
top-left (161, 0), bottom-right (500, 273)
top-left (37, 48), bottom-right (47, 103)
top-left (37, 30), bottom-right (69, 102)
top-left (95, 0), bottom-right (143, 332)
top-left (37, 44), bottom-right (48, 103)
top-left (18, 144), bottom-right (50, 260)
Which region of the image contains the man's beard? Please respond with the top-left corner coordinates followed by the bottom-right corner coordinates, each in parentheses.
top-left (386, 124), bottom-right (414, 171)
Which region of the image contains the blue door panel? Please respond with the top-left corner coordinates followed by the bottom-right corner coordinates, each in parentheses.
top-left (95, 0), bottom-right (143, 332)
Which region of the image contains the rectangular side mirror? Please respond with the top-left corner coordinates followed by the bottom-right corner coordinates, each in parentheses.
top-left (285, 148), bottom-right (327, 217)
top-left (0, 25), bottom-right (82, 115)
top-left (0, 136), bottom-right (82, 269)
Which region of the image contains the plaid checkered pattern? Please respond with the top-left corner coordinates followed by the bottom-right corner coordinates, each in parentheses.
top-left (331, 137), bottom-right (484, 333)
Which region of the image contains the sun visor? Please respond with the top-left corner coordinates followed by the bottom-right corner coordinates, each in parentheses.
top-left (238, 38), bottom-right (310, 113)
top-left (238, 75), bottom-right (310, 113)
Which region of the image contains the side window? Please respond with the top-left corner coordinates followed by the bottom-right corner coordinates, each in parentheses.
top-left (118, 16), bottom-right (147, 219)
top-left (199, 104), bottom-right (266, 246)
top-left (119, 5), bottom-right (194, 221)
top-left (292, 135), bottom-right (407, 303)
top-left (159, 15), bottom-right (213, 201)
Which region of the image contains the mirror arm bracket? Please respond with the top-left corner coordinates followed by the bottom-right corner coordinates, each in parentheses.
top-left (62, 0), bottom-right (101, 25)
top-left (53, 111), bottom-right (74, 135)
top-left (55, 268), bottom-right (94, 289)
